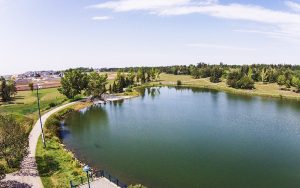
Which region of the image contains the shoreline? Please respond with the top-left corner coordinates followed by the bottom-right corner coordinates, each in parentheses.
top-left (157, 82), bottom-right (300, 102)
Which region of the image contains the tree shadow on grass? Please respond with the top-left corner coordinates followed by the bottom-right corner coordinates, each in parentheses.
top-left (36, 155), bottom-right (60, 177)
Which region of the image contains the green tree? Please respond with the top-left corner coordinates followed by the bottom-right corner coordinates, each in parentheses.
top-left (177, 80), bottom-right (182, 86)
top-left (154, 68), bottom-right (161, 80)
top-left (210, 67), bottom-right (223, 83)
top-left (0, 114), bottom-right (28, 168)
top-left (112, 81), bottom-right (117, 93)
top-left (109, 84), bottom-right (112, 94)
top-left (277, 75), bottom-right (286, 87)
top-left (150, 68), bottom-right (156, 80)
top-left (199, 67), bottom-right (211, 78)
top-left (28, 82), bottom-right (34, 92)
top-left (58, 69), bottom-right (88, 99)
top-left (115, 71), bottom-right (127, 93)
top-left (236, 76), bottom-right (255, 89)
top-left (127, 68), bottom-right (136, 86)
top-left (227, 70), bottom-right (241, 88)
top-left (292, 77), bottom-right (300, 91)
top-left (137, 68), bottom-right (145, 84)
top-left (260, 68), bottom-right (268, 83)
top-left (191, 67), bottom-right (200, 79)
top-left (0, 77), bottom-right (17, 102)
top-left (85, 72), bottom-right (108, 99)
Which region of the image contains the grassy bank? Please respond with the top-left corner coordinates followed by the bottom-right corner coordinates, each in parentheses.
top-left (35, 102), bottom-right (91, 188)
top-left (151, 73), bottom-right (300, 101)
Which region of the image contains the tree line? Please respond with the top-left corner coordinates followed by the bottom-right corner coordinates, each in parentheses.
top-left (58, 67), bottom-right (161, 100)
top-left (58, 64), bottom-right (300, 100)
top-left (160, 63), bottom-right (300, 91)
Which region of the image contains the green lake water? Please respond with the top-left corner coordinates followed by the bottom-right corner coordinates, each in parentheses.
top-left (62, 87), bottom-right (300, 188)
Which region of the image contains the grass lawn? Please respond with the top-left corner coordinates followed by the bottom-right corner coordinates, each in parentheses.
top-left (36, 136), bottom-right (85, 188)
top-left (0, 88), bottom-right (67, 120)
top-left (36, 103), bottom-right (90, 188)
top-left (154, 73), bottom-right (300, 101)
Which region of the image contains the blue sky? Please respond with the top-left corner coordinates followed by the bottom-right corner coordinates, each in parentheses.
top-left (0, 0), bottom-right (300, 75)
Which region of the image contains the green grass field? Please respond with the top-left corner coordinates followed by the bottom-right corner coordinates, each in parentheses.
top-left (0, 88), bottom-right (67, 120)
top-left (36, 103), bottom-right (91, 188)
top-left (154, 73), bottom-right (300, 101)
top-left (36, 136), bottom-right (85, 188)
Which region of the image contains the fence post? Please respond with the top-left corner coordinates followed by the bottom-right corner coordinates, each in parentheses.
top-left (81, 177), bottom-right (83, 184)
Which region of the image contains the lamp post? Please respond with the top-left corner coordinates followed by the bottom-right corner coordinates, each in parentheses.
top-left (36, 83), bottom-right (46, 148)
top-left (83, 165), bottom-right (91, 188)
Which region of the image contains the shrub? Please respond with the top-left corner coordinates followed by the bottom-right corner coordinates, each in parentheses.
top-left (0, 164), bottom-right (5, 180)
top-left (209, 67), bottom-right (223, 83)
top-left (128, 184), bottom-right (147, 188)
top-left (236, 76), bottom-right (255, 89)
top-left (277, 75), bottom-right (286, 87)
top-left (177, 80), bottom-right (182, 86)
top-left (0, 115), bottom-right (28, 169)
top-left (226, 71), bottom-right (241, 88)
top-left (48, 102), bottom-right (57, 108)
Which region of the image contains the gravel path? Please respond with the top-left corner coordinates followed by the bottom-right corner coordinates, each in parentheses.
top-left (1, 102), bottom-right (78, 188)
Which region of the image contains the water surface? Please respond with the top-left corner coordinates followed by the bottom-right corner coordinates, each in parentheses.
top-left (62, 87), bottom-right (300, 188)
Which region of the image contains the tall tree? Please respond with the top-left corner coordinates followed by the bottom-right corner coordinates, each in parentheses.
top-left (210, 67), bottom-right (223, 83)
top-left (28, 82), bottom-right (34, 92)
top-left (277, 75), bottom-right (286, 87)
top-left (137, 68), bottom-right (145, 84)
top-left (58, 69), bottom-right (88, 99)
top-left (127, 68), bottom-right (136, 86)
top-left (0, 77), bottom-right (17, 102)
top-left (85, 72), bottom-right (108, 99)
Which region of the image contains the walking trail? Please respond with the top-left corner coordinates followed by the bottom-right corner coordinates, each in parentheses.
top-left (1, 102), bottom-right (78, 188)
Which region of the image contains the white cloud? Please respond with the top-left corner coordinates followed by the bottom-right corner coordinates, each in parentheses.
top-left (91, 16), bottom-right (113, 21)
top-left (285, 1), bottom-right (300, 12)
top-left (89, 0), bottom-right (300, 39)
top-left (88, 0), bottom-right (217, 11)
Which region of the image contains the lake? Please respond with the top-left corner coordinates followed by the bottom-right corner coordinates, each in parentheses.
top-left (62, 87), bottom-right (300, 188)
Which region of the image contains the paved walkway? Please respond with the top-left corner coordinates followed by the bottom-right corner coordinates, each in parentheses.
top-left (79, 178), bottom-right (118, 188)
top-left (1, 102), bottom-right (78, 188)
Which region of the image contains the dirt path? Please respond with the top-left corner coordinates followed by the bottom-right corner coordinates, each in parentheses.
top-left (1, 102), bottom-right (78, 188)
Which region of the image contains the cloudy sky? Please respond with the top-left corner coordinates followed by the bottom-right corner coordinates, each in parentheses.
top-left (0, 0), bottom-right (300, 75)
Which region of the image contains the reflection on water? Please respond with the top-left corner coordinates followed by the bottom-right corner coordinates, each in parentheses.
top-left (62, 87), bottom-right (300, 188)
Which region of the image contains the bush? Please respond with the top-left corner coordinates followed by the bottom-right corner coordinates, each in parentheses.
top-left (177, 80), bottom-right (182, 86)
top-left (209, 67), bottom-right (223, 83)
top-left (0, 164), bottom-right (5, 180)
top-left (0, 115), bottom-right (28, 169)
top-left (128, 184), bottom-right (147, 188)
top-left (49, 102), bottom-right (57, 108)
top-left (227, 71), bottom-right (241, 88)
top-left (236, 76), bottom-right (255, 89)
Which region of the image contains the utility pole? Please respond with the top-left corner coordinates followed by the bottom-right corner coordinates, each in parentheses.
top-left (37, 84), bottom-right (46, 148)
